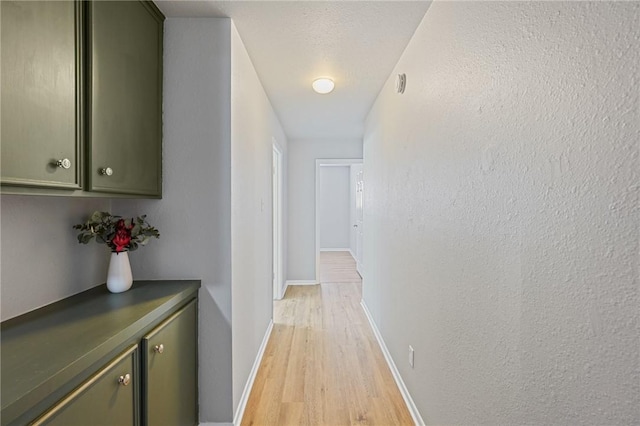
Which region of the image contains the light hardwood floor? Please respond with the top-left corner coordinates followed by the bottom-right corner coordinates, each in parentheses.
top-left (241, 251), bottom-right (414, 425)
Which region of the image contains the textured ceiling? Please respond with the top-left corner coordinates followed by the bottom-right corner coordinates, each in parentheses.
top-left (155, 1), bottom-right (431, 140)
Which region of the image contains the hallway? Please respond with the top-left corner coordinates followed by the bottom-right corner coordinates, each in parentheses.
top-left (241, 252), bottom-right (413, 425)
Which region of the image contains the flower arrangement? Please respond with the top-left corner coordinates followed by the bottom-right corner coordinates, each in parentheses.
top-left (74, 211), bottom-right (160, 253)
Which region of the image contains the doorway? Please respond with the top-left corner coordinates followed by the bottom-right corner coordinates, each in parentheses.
top-left (315, 159), bottom-right (363, 284)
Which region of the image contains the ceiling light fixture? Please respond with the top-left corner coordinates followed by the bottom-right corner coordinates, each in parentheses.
top-left (312, 78), bottom-right (335, 94)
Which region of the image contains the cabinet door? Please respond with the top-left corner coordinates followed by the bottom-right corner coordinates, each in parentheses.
top-left (1, 0), bottom-right (82, 189)
top-left (143, 300), bottom-right (197, 426)
top-left (87, 1), bottom-right (163, 197)
top-left (33, 346), bottom-right (139, 426)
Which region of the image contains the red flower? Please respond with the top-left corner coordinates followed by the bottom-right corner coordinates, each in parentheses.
top-left (111, 219), bottom-right (133, 252)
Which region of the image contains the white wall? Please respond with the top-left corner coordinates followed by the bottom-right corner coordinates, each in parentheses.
top-left (287, 139), bottom-right (362, 281)
top-left (319, 166), bottom-right (351, 249)
top-left (0, 196), bottom-right (110, 320)
top-left (114, 18), bottom-right (233, 423)
top-left (230, 23), bottom-right (288, 416)
top-left (364, 2), bottom-right (639, 425)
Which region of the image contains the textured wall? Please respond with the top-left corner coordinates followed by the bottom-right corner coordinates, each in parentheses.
top-left (319, 166), bottom-right (351, 249)
top-left (0, 196), bottom-right (110, 320)
top-left (114, 18), bottom-right (234, 423)
top-left (287, 138), bottom-right (362, 280)
top-left (363, 2), bottom-right (639, 424)
top-left (230, 23), bottom-right (288, 416)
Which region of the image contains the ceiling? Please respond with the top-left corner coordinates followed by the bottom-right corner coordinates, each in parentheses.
top-left (154, 1), bottom-right (432, 140)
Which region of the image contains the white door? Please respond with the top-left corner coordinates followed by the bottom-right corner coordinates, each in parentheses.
top-left (354, 166), bottom-right (364, 276)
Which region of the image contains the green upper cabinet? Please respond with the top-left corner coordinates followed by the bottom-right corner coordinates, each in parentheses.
top-left (87, 1), bottom-right (163, 197)
top-left (0, 1), bottom-right (82, 189)
top-left (0, 0), bottom-right (163, 198)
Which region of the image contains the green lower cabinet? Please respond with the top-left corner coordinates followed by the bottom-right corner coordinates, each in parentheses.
top-left (143, 300), bottom-right (198, 426)
top-left (31, 301), bottom-right (198, 426)
top-left (33, 346), bottom-right (139, 426)
top-left (1, 282), bottom-right (199, 426)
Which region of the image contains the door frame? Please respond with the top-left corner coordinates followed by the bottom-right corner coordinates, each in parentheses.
top-left (351, 164), bottom-right (364, 277)
top-left (315, 158), bottom-right (363, 283)
top-left (273, 142), bottom-right (284, 299)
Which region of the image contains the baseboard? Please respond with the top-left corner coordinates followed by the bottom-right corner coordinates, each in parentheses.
top-left (232, 320), bottom-right (274, 426)
top-left (285, 280), bottom-right (317, 286)
top-left (360, 300), bottom-right (425, 426)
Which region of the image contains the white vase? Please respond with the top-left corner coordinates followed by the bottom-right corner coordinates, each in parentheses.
top-left (106, 251), bottom-right (133, 293)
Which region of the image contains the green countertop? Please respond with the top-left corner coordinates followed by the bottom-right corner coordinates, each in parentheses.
top-left (1, 280), bottom-right (200, 425)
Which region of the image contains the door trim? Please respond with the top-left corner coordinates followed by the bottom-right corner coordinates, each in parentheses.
top-left (272, 142), bottom-right (284, 299)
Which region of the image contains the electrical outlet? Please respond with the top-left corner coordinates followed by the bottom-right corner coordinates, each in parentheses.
top-left (409, 345), bottom-right (415, 368)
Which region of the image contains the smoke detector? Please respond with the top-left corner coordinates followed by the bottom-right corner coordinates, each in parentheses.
top-left (396, 73), bottom-right (406, 94)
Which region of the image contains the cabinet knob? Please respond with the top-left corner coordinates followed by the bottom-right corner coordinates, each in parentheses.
top-left (118, 373), bottom-right (131, 386)
top-left (56, 158), bottom-right (71, 169)
top-left (100, 167), bottom-right (114, 176)
top-left (153, 344), bottom-right (164, 354)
